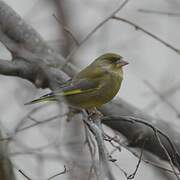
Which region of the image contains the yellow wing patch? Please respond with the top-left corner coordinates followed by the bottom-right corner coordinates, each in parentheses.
top-left (25, 84), bottom-right (101, 105)
top-left (63, 89), bottom-right (82, 96)
top-left (62, 85), bottom-right (101, 96)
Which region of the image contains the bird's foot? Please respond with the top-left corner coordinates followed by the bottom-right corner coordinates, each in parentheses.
top-left (87, 108), bottom-right (103, 121)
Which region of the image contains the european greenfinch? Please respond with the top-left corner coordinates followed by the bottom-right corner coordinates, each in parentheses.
top-left (25, 53), bottom-right (128, 108)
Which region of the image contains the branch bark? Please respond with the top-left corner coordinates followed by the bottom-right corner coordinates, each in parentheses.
top-left (112, 16), bottom-right (180, 55)
top-left (100, 99), bottom-right (180, 167)
top-left (0, 0), bottom-right (180, 179)
top-left (0, 129), bottom-right (16, 180)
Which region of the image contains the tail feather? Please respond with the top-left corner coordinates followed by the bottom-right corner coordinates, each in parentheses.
top-left (24, 93), bottom-right (56, 105)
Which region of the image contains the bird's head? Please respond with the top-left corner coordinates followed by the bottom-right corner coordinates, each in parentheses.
top-left (93, 53), bottom-right (129, 70)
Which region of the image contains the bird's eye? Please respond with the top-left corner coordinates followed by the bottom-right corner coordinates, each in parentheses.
top-left (114, 58), bottom-right (121, 64)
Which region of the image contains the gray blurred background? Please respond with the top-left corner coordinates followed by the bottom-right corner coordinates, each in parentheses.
top-left (0, 0), bottom-right (180, 179)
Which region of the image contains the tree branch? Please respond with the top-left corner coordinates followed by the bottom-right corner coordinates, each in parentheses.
top-left (138, 9), bottom-right (180, 17)
top-left (100, 99), bottom-right (180, 168)
top-left (83, 112), bottom-right (116, 180)
top-left (112, 16), bottom-right (180, 55)
top-left (0, 0), bottom-right (77, 77)
top-left (62, 0), bottom-right (131, 67)
top-left (1, 1), bottom-right (180, 178)
top-left (0, 129), bottom-right (16, 180)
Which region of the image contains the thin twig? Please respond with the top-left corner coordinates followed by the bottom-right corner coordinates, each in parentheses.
top-left (103, 116), bottom-right (180, 179)
top-left (127, 141), bottom-right (145, 179)
top-left (113, 161), bottom-right (128, 180)
top-left (135, 152), bottom-right (180, 175)
top-left (144, 80), bottom-right (180, 117)
top-left (17, 113), bottom-right (66, 133)
top-left (120, 141), bottom-right (180, 176)
top-left (18, 169), bottom-right (31, 180)
top-left (83, 111), bottom-right (116, 180)
top-left (104, 134), bottom-right (121, 152)
top-left (119, 138), bottom-right (180, 175)
top-left (84, 125), bottom-right (99, 180)
top-left (105, 132), bottom-right (180, 176)
top-left (1, 113), bottom-right (67, 142)
top-left (143, 81), bottom-right (180, 112)
top-left (47, 165), bottom-right (68, 180)
top-left (15, 105), bottom-right (47, 132)
top-left (112, 16), bottom-right (180, 55)
top-left (102, 116), bottom-right (180, 173)
top-left (53, 14), bottom-right (79, 45)
top-left (154, 130), bottom-right (180, 180)
top-left (138, 9), bottom-right (180, 17)
top-left (62, 0), bottom-right (131, 68)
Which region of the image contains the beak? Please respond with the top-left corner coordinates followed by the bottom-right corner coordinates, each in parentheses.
top-left (116, 59), bottom-right (129, 67)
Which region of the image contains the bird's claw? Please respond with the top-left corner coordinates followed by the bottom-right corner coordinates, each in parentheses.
top-left (87, 108), bottom-right (103, 120)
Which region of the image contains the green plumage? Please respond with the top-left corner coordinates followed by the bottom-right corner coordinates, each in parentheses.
top-left (25, 53), bottom-right (128, 108)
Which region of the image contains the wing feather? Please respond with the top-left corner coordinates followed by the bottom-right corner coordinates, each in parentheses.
top-left (25, 79), bottom-right (100, 105)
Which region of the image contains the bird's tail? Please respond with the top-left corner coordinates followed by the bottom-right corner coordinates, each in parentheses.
top-left (24, 93), bottom-right (56, 105)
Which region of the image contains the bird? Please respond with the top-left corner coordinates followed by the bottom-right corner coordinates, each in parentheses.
top-left (25, 53), bottom-right (128, 109)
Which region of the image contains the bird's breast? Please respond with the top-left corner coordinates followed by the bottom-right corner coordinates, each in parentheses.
top-left (98, 73), bottom-right (122, 104)
top-left (66, 71), bottom-right (123, 109)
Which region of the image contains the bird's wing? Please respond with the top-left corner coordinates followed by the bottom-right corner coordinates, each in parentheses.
top-left (60, 78), bottom-right (100, 95)
top-left (25, 78), bottom-right (101, 105)
top-left (56, 78), bottom-right (73, 88)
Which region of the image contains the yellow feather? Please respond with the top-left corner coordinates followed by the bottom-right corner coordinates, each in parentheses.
top-left (62, 85), bottom-right (101, 96)
top-left (63, 89), bottom-right (82, 96)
